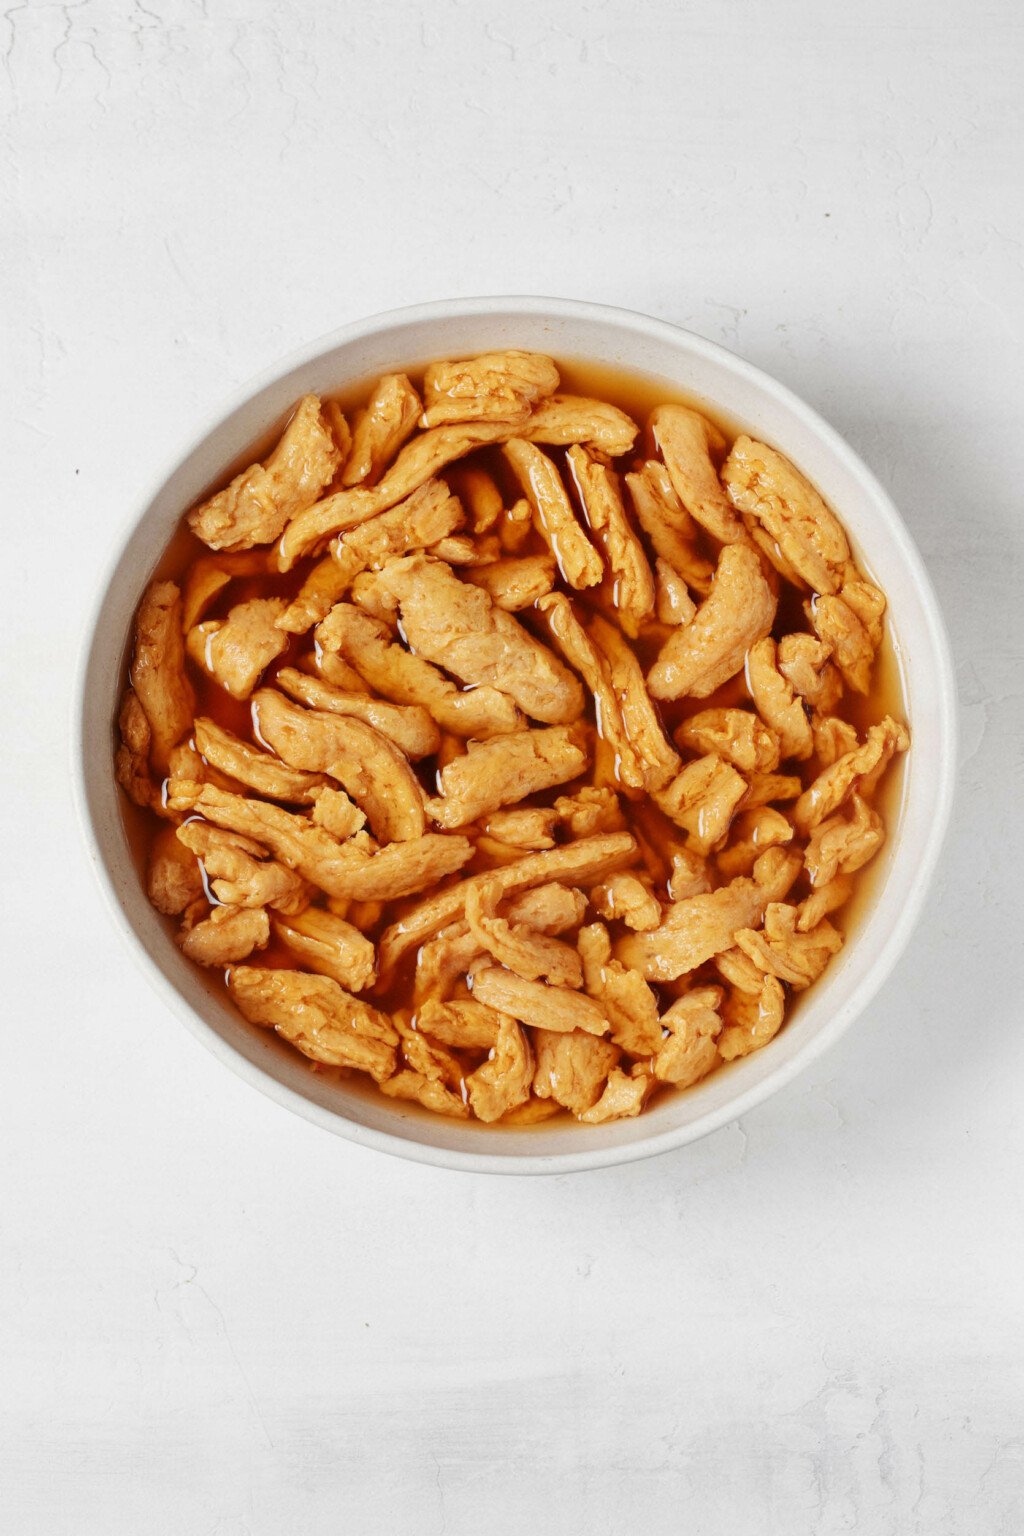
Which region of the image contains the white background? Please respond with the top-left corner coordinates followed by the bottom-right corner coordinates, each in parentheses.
top-left (3, 1), bottom-right (1022, 1532)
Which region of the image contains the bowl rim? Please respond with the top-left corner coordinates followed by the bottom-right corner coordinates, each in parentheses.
top-left (71, 295), bottom-right (958, 1175)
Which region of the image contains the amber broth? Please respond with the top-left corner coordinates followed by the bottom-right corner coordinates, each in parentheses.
top-left (121, 357), bottom-right (909, 1127)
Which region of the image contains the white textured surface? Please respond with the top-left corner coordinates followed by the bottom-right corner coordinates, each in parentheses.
top-left (2, 1), bottom-right (1022, 1531)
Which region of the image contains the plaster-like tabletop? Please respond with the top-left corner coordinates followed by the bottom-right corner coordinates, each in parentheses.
top-left (2, 2), bottom-right (1021, 1531)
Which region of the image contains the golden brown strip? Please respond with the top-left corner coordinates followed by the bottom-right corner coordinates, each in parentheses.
top-left (650, 404), bottom-right (747, 544)
top-left (471, 967), bottom-right (608, 1036)
top-left (647, 545), bottom-right (777, 701)
top-left (342, 373), bottom-right (421, 487)
top-left (278, 421), bottom-right (513, 567)
top-left (130, 580), bottom-right (195, 770)
top-left (503, 438), bottom-right (603, 590)
top-left (566, 444), bottom-right (655, 623)
top-left (188, 396), bottom-right (341, 552)
top-left (274, 668), bottom-right (440, 759)
top-left (377, 831), bottom-right (639, 983)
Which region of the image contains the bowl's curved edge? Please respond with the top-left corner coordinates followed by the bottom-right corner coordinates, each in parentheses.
top-left (70, 295), bottom-right (959, 1176)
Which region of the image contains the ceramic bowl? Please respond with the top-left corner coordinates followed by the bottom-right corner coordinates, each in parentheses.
top-left (73, 297), bottom-right (957, 1174)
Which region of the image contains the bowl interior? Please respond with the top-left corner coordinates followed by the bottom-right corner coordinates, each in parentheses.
top-left (76, 300), bottom-right (955, 1172)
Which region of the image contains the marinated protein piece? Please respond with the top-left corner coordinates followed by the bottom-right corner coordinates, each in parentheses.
top-left (176, 819), bottom-right (311, 913)
top-left (422, 350), bottom-right (560, 427)
top-left (465, 1014), bottom-right (535, 1122)
top-left (314, 650), bottom-right (370, 693)
top-left (277, 478), bottom-right (463, 633)
top-left (364, 553), bottom-right (585, 725)
top-left (416, 997), bottom-right (503, 1049)
top-left (146, 825), bottom-right (204, 915)
top-left (378, 831), bottom-right (639, 982)
top-left (554, 785), bottom-right (624, 837)
top-left (589, 873), bottom-right (660, 931)
top-left (322, 399), bottom-right (351, 463)
top-left (465, 879), bottom-right (583, 988)
top-left (650, 404), bottom-right (747, 544)
top-left (463, 554), bottom-right (557, 611)
top-left (566, 444), bottom-right (655, 624)
top-left (316, 603), bottom-right (523, 739)
top-left (485, 806), bottom-right (560, 849)
top-left (812, 714), bottom-right (859, 767)
top-left (793, 716), bottom-right (909, 833)
top-left (505, 882), bottom-right (590, 934)
top-left (307, 831), bottom-right (477, 903)
top-left (745, 638), bottom-right (814, 761)
top-left (271, 907), bottom-right (377, 992)
top-left (722, 435), bottom-right (851, 594)
top-left (668, 846), bottom-right (712, 901)
top-left (129, 580), bottom-right (195, 769)
top-left (804, 792), bottom-right (885, 887)
top-left (652, 989), bottom-right (724, 1087)
top-left (521, 395), bottom-right (639, 457)
top-left (743, 772), bottom-right (803, 809)
top-left (275, 668), bottom-right (440, 760)
top-left (426, 533), bottom-right (502, 566)
top-left (253, 688), bottom-right (426, 843)
top-left (188, 597), bottom-right (288, 700)
top-left (193, 717), bottom-right (330, 804)
top-left (188, 396), bottom-right (342, 552)
top-left (278, 420), bottom-right (513, 567)
top-left (115, 689), bottom-right (160, 809)
top-left (797, 875), bottom-right (854, 931)
top-left (166, 734), bottom-right (256, 812)
top-left (310, 786), bottom-right (366, 841)
top-left (537, 592), bottom-right (644, 790)
top-left (675, 707), bottom-right (782, 775)
top-left (577, 923), bottom-right (662, 1056)
top-left (456, 465), bottom-right (505, 532)
top-left (499, 1097), bottom-right (565, 1126)
top-left (411, 924), bottom-right (488, 1004)
top-left (379, 1032), bottom-right (469, 1119)
top-left (532, 1029), bottom-right (620, 1115)
top-left (427, 725), bottom-right (589, 830)
top-left (808, 579), bottom-right (886, 695)
top-left (734, 903), bottom-right (844, 990)
top-left (342, 372), bottom-right (421, 487)
top-left (274, 557), bottom-right (352, 637)
top-left (338, 478), bottom-right (464, 579)
top-left (499, 497), bottom-right (534, 553)
top-left (654, 754), bottom-right (748, 854)
top-left (717, 968), bottom-right (787, 1061)
top-left (503, 439), bottom-right (603, 590)
top-left (179, 905), bottom-right (270, 967)
top-left (716, 807), bottom-right (794, 879)
top-left (228, 967), bottom-right (398, 1081)
top-left (579, 1066), bottom-right (650, 1123)
top-left (647, 545), bottom-right (777, 701)
top-left (472, 966), bottom-right (608, 1037)
top-left (182, 785), bottom-right (472, 901)
top-left (588, 613), bottom-right (681, 791)
top-left (616, 846), bottom-right (802, 981)
top-left (625, 461), bottom-right (715, 595)
top-left (414, 878), bottom-right (592, 1007)
top-left (655, 559), bottom-right (697, 625)
top-left (776, 633), bottom-right (843, 712)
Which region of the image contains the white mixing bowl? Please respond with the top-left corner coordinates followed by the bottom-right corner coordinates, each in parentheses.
top-left (73, 297), bottom-right (957, 1174)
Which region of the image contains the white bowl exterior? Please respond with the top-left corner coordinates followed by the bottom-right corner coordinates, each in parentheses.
top-left (74, 298), bottom-right (956, 1174)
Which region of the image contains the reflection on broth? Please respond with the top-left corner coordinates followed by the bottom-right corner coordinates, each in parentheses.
top-left (115, 352), bottom-right (909, 1128)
